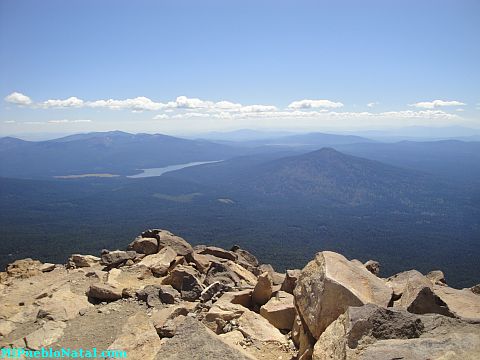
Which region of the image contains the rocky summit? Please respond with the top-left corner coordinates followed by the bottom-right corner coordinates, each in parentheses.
top-left (1, 230), bottom-right (479, 360)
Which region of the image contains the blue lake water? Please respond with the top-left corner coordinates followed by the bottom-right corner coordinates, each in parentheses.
top-left (127, 160), bottom-right (222, 178)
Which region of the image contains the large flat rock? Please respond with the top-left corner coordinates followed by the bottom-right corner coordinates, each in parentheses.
top-left (154, 317), bottom-right (254, 360)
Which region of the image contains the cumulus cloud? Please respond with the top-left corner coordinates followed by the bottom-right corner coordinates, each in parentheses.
top-left (367, 102), bottom-right (379, 108)
top-left (4, 92), bottom-right (32, 105)
top-left (288, 99), bottom-right (344, 109)
top-left (88, 97), bottom-right (165, 111)
top-left (409, 100), bottom-right (466, 109)
top-left (41, 97), bottom-right (84, 108)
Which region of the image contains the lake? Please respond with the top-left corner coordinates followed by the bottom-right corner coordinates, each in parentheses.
top-left (127, 160), bottom-right (222, 178)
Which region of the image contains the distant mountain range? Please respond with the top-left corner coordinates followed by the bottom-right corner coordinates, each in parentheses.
top-left (1, 131), bottom-right (479, 287)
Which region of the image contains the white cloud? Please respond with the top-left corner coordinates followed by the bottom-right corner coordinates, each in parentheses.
top-left (4, 120), bottom-right (16, 123)
top-left (48, 119), bottom-right (92, 124)
top-left (153, 114), bottom-right (169, 120)
top-left (239, 105), bottom-right (278, 113)
top-left (367, 102), bottom-right (379, 108)
top-left (288, 99), bottom-right (344, 109)
top-left (4, 92), bottom-right (32, 105)
top-left (41, 97), bottom-right (84, 108)
top-left (87, 97), bottom-right (165, 111)
top-left (409, 100), bottom-right (466, 109)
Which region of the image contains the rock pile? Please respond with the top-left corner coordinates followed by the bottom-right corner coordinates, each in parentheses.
top-left (1, 229), bottom-right (479, 359)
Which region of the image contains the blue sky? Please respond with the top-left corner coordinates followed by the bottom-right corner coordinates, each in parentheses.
top-left (1, 0), bottom-right (479, 136)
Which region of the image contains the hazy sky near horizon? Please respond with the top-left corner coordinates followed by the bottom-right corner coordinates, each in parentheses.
top-left (1, 0), bottom-right (479, 136)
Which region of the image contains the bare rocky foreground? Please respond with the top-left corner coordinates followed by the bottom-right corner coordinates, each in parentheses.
top-left (1, 229), bottom-right (479, 359)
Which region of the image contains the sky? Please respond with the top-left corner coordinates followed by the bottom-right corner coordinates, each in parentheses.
top-left (1, 0), bottom-right (479, 137)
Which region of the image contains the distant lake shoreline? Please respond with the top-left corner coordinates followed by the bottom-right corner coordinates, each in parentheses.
top-left (127, 160), bottom-right (223, 178)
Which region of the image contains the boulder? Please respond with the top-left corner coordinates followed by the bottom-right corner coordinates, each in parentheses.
top-left (255, 264), bottom-right (285, 285)
top-left (224, 260), bottom-right (257, 286)
top-left (252, 272), bottom-right (273, 306)
top-left (470, 284), bottom-right (480, 295)
top-left (294, 251), bottom-right (392, 340)
top-left (127, 236), bottom-right (158, 255)
top-left (163, 265), bottom-right (203, 301)
top-left (217, 289), bottom-right (253, 308)
top-left (199, 246), bottom-right (237, 261)
top-left (155, 317), bottom-right (254, 360)
top-left (0, 319), bottom-right (15, 337)
top-left (231, 245), bottom-right (259, 270)
top-left (312, 304), bottom-right (480, 360)
top-left (364, 260), bottom-right (380, 276)
top-left (136, 285), bottom-right (163, 308)
top-left (152, 303), bottom-right (195, 335)
top-left (185, 252), bottom-right (211, 273)
top-left (108, 312), bottom-right (161, 360)
top-left (138, 246), bottom-right (177, 276)
top-left (5, 258), bottom-right (43, 279)
top-left (101, 250), bottom-right (137, 267)
top-left (280, 269), bottom-right (301, 294)
top-left (386, 269), bottom-right (425, 300)
top-left (158, 285), bottom-right (180, 304)
top-left (87, 283), bottom-right (123, 302)
top-left (433, 285), bottom-right (480, 321)
top-left (426, 270), bottom-right (447, 286)
top-left (236, 308), bottom-right (288, 344)
top-left (394, 273), bottom-right (454, 317)
top-left (260, 291), bottom-right (296, 330)
top-left (68, 254), bottom-right (101, 268)
top-left (204, 261), bottom-right (241, 287)
top-left (142, 229), bottom-right (193, 256)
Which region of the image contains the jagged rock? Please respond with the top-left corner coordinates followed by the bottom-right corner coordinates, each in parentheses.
top-left (470, 284), bottom-right (480, 295)
top-left (204, 261), bottom-right (241, 287)
top-left (312, 304), bottom-right (480, 360)
top-left (427, 270), bottom-right (447, 286)
top-left (68, 254), bottom-right (101, 268)
top-left (108, 312), bottom-right (161, 360)
top-left (201, 281), bottom-right (232, 302)
top-left (386, 269), bottom-right (425, 300)
top-left (186, 252), bottom-right (211, 273)
top-left (5, 258), bottom-right (43, 279)
top-left (236, 307), bottom-right (288, 344)
top-left (136, 285), bottom-right (162, 307)
top-left (255, 264), bottom-right (285, 285)
top-left (155, 316), bottom-right (254, 360)
top-left (218, 330), bottom-right (254, 358)
top-left (24, 321), bottom-right (67, 350)
top-left (158, 285), bottom-right (180, 304)
top-left (101, 250), bottom-right (137, 267)
top-left (152, 303), bottom-right (195, 335)
top-left (294, 251), bottom-right (392, 340)
top-left (40, 263), bottom-right (56, 272)
top-left (433, 285), bottom-right (480, 321)
top-left (260, 291), bottom-right (296, 330)
top-left (87, 283), bottom-right (123, 302)
top-left (142, 229), bottom-right (193, 256)
top-left (394, 273), bottom-right (454, 317)
top-left (252, 272), bottom-right (273, 306)
top-left (280, 269), bottom-right (301, 294)
top-left (205, 301), bottom-right (247, 332)
top-left (364, 260), bottom-right (380, 276)
top-left (138, 246), bottom-right (177, 276)
top-left (225, 260), bottom-right (257, 286)
top-left (163, 265), bottom-right (203, 301)
top-left (127, 236), bottom-right (159, 255)
top-left (199, 246), bottom-right (237, 261)
top-left (231, 245), bottom-right (259, 271)
top-left (157, 315), bottom-right (187, 338)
